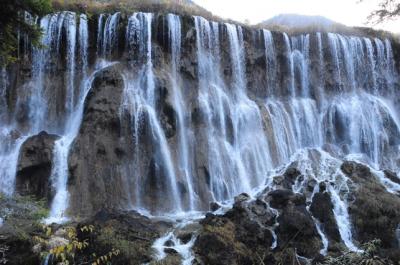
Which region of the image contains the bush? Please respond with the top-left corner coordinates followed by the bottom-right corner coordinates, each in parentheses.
top-left (51, 0), bottom-right (219, 22)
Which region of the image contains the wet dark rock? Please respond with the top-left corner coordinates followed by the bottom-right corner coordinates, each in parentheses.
top-left (340, 160), bottom-right (371, 178)
top-left (234, 193), bottom-right (250, 205)
top-left (0, 195), bottom-right (49, 265)
top-left (383, 169), bottom-right (400, 185)
top-left (68, 64), bottom-right (129, 217)
top-left (209, 202), bottom-right (221, 212)
top-left (16, 131), bottom-right (59, 202)
top-left (276, 202), bottom-right (322, 258)
top-left (74, 209), bottom-right (172, 265)
top-left (194, 194), bottom-right (276, 265)
top-left (194, 214), bottom-right (254, 265)
top-left (310, 191), bottom-right (341, 243)
top-left (342, 161), bottom-right (400, 261)
top-left (164, 247), bottom-right (178, 255)
top-left (273, 167), bottom-right (303, 189)
top-left (267, 189), bottom-right (306, 209)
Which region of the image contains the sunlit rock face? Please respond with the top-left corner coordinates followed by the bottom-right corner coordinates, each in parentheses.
top-left (0, 10), bottom-right (400, 260)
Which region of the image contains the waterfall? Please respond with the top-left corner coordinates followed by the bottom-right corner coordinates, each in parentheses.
top-left (194, 17), bottom-right (273, 202)
top-left (263, 30), bottom-right (277, 96)
top-left (79, 14), bottom-right (89, 78)
top-left (45, 13), bottom-right (101, 223)
top-left (98, 12), bottom-right (120, 58)
top-left (1, 11), bottom-right (399, 258)
top-left (46, 64), bottom-right (112, 223)
top-left (65, 12), bottom-right (77, 117)
top-left (0, 68), bottom-right (8, 121)
top-left (123, 12), bottom-right (182, 213)
top-left (167, 14), bottom-right (197, 211)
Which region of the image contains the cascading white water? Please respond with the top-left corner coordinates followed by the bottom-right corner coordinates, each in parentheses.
top-left (65, 12), bottom-right (77, 117)
top-left (194, 17), bottom-right (273, 203)
top-left (46, 63), bottom-right (113, 223)
top-left (0, 12), bottom-right (70, 196)
top-left (79, 14), bottom-right (89, 78)
top-left (45, 13), bottom-right (101, 223)
top-left (1, 11), bottom-right (400, 260)
top-left (99, 12), bottom-right (120, 58)
top-left (167, 14), bottom-right (197, 211)
top-left (263, 30), bottom-right (277, 96)
top-left (123, 12), bottom-right (183, 213)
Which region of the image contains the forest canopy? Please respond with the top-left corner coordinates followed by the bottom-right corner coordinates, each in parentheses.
top-left (0, 0), bottom-right (52, 66)
top-left (365, 0), bottom-right (400, 23)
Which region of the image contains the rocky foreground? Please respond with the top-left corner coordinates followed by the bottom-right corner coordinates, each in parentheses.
top-left (1, 159), bottom-right (400, 265)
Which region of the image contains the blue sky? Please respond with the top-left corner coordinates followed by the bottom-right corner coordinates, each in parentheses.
top-left (193, 0), bottom-right (399, 32)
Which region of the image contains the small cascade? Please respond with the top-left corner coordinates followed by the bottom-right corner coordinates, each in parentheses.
top-left (263, 30), bottom-right (277, 96)
top-left (79, 14), bottom-right (89, 78)
top-left (315, 32), bottom-right (325, 104)
top-left (0, 132), bottom-right (29, 195)
top-left (290, 34), bottom-right (310, 97)
top-left (153, 231), bottom-right (197, 265)
top-left (64, 12), bottom-right (77, 117)
top-left (286, 149), bottom-right (361, 251)
top-left (0, 68), bottom-right (8, 121)
top-left (283, 33), bottom-right (295, 96)
top-left (98, 12), bottom-right (120, 58)
top-left (313, 217), bottom-right (329, 255)
top-left (30, 13), bottom-right (57, 131)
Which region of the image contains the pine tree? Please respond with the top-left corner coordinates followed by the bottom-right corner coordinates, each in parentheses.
top-left (365, 0), bottom-right (400, 23)
top-left (0, 0), bottom-right (52, 66)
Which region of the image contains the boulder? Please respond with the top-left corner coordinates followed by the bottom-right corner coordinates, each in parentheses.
top-left (16, 131), bottom-right (59, 202)
top-left (68, 64), bottom-right (130, 217)
top-left (74, 209), bottom-right (172, 265)
top-left (383, 169), bottom-right (400, 185)
top-left (342, 161), bottom-right (400, 261)
top-left (267, 189), bottom-right (306, 209)
top-left (272, 166), bottom-right (303, 190)
top-left (194, 193), bottom-right (278, 265)
top-left (275, 202), bottom-right (322, 258)
top-left (310, 189), bottom-right (342, 243)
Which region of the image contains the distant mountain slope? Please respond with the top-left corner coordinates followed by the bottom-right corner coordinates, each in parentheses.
top-left (258, 13), bottom-right (352, 33)
top-left (263, 14), bottom-right (340, 28)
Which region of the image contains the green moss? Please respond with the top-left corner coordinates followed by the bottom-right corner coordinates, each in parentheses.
top-left (96, 225), bottom-right (151, 261)
top-left (202, 220), bottom-right (248, 257)
top-left (319, 240), bottom-right (392, 265)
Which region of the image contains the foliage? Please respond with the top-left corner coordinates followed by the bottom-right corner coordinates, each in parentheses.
top-left (0, 0), bottom-right (52, 66)
top-left (361, 0), bottom-right (400, 24)
top-left (51, 0), bottom-right (219, 21)
top-left (319, 239), bottom-right (393, 265)
top-left (33, 224), bottom-right (120, 265)
top-left (0, 245), bottom-right (8, 265)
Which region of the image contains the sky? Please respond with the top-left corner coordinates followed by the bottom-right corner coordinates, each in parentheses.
top-left (192, 0), bottom-right (399, 33)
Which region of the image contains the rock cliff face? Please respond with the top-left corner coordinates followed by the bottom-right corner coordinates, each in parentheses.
top-left (16, 131), bottom-right (59, 202)
top-left (0, 9), bottom-right (400, 265)
top-left (68, 64), bottom-right (129, 216)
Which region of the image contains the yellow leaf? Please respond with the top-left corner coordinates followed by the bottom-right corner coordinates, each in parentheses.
top-left (46, 227), bottom-right (52, 237)
top-left (67, 243), bottom-right (73, 252)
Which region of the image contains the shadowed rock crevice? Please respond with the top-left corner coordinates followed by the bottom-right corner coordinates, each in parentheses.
top-left (16, 131), bottom-right (60, 203)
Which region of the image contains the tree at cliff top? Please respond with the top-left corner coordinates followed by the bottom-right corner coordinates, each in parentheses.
top-left (364, 0), bottom-right (400, 23)
top-left (0, 0), bottom-right (52, 66)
